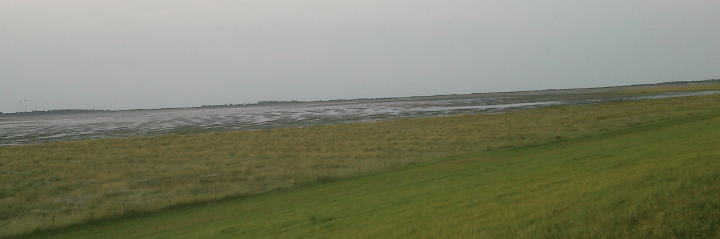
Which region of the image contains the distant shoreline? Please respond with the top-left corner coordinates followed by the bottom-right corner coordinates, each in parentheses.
top-left (2, 79), bottom-right (718, 117)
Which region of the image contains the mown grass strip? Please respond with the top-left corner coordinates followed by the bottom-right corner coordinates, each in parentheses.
top-left (11, 108), bottom-right (720, 238)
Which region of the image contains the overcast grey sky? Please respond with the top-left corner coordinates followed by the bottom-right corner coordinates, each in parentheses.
top-left (1, 1), bottom-right (719, 113)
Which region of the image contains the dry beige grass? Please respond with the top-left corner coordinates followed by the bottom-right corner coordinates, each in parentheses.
top-left (1, 83), bottom-right (720, 236)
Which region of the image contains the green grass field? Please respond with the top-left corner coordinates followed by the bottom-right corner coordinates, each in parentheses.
top-left (9, 98), bottom-right (720, 238)
top-left (2, 84), bottom-right (720, 238)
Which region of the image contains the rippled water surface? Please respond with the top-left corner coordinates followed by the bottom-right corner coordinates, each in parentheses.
top-left (2, 90), bottom-right (718, 146)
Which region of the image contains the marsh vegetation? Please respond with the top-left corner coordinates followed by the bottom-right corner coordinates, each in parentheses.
top-left (1, 83), bottom-right (720, 237)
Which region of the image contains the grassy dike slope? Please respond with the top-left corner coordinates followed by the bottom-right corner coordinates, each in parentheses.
top-left (14, 106), bottom-right (720, 238)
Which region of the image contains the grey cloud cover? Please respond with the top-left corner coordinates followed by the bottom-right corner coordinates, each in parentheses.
top-left (1, 0), bottom-right (719, 113)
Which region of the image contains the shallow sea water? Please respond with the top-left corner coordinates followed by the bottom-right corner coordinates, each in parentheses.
top-left (1, 90), bottom-right (718, 146)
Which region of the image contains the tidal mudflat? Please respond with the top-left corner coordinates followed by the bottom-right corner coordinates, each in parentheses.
top-left (2, 85), bottom-right (719, 146)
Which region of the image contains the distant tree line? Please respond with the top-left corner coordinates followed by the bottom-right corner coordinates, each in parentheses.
top-left (256, 100), bottom-right (302, 105)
